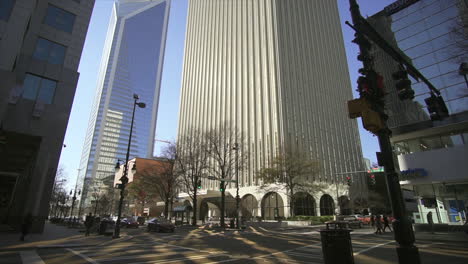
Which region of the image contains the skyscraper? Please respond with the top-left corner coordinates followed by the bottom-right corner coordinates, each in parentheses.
top-left (369, 0), bottom-right (468, 224)
top-left (178, 0), bottom-right (365, 217)
top-left (79, 0), bottom-right (170, 212)
top-left (0, 0), bottom-right (94, 232)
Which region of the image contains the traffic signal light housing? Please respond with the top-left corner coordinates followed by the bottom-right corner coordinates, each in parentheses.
top-left (424, 94), bottom-right (449, 121)
top-left (197, 179), bottom-right (202, 189)
top-left (369, 174), bottom-right (376, 186)
top-left (392, 70), bottom-right (415, 100)
top-left (346, 176), bottom-right (352, 186)
top-left (348, 98), bottom-right (385, 134)
top-left (219, 181), bottom-right (224, 192)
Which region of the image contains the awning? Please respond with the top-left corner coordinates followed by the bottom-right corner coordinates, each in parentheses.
top-left (173, 205), bottom-right (192, 212)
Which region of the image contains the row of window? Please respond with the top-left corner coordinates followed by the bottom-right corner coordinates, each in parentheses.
top-left (394, 131), bottom-right (468, 155)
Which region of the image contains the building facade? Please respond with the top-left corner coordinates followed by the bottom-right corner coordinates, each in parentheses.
top-left (78, 0), bottom-right (171, 212)
top-left (369, 0), bottom-right (468, 224)
top-left (0, 0), bottom-right (95, 232)
top-left (177, 0), bottom-right (366, 219)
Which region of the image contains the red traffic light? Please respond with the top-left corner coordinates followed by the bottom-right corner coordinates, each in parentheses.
top-left (370, 175), bottom-right (375, 178)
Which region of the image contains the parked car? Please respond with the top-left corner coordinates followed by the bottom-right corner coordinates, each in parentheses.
top-left (147, 218), bottom-right (175, 233)
top-left (121, 218), bottom-right (139, 228)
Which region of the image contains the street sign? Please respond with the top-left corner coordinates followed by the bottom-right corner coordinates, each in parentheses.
top-left (205, 176), bottom-right (237, 183)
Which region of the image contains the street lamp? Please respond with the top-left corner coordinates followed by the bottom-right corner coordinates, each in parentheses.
top-left (113, 94), bottom-right (145, 239)
top-left (232, 143), bottom-right (240, 229)
top-left (69, 168), bottom-right (81, 227)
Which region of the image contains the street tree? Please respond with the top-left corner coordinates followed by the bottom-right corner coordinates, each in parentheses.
top-left (127, 174), bottom-right (151, 216)
top-left (138, 143), bottom-right (178, 219)
top-left (49, 165), bottom-right (68, 217)
top-left (257, 148), bottom-right (322, 217)
top-left (175, 127), bottom-right (209, 225)
top-left (205, 122), bottom-right (247, 228)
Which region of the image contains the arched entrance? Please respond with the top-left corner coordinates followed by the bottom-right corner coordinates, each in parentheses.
top-left (261, 192), bottom-right (284, 220)
top-left (293, 192), bottom-right (316, 216)
top-left (339, 196), bottom-right (352, 215)
top-left (320, 194), bottom-right (335, 216)
top-left (199, 199), bottom-right (221, 221)
top-left (241, 194), bottom-right (258, 220)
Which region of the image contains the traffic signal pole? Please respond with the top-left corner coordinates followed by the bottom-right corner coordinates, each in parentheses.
top-left (349, 1), bottom-right (421, 263)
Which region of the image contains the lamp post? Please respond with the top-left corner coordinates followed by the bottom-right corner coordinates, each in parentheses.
top-left (113, 94), bottom-right (145, 239)
top-left (69, 169), bottom-right (81, 227)
top-left (232, 143), bottom-right (240, 229)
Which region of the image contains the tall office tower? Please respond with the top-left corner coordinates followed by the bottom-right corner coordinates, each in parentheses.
top-left (369, 0), bottom-right (468, 224)
top-left (0, 0), bottom-right (94, 232)
top-left (178, 0), bottom-right (365, 217)
top-left (78, 0), bottom-right (170, 212)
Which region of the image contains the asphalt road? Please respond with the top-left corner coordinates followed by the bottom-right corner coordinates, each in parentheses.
top-left (2, 226), bottom-right (467, 263)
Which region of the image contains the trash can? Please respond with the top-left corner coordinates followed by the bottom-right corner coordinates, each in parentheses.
top-left (319, 222), bottom-right (354, 264)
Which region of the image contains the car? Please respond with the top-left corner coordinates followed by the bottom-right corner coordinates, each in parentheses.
top-left (336, 215), bottom-right (363, 228)
top-left (147, 218), bottom-right (175, 233)
top-left (121, 218), bottom-right (139, 228)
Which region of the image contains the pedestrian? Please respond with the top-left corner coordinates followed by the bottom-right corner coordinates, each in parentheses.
top-left (427, 211), bottom-right (434, 234)
top-left (370, 215), bottom-right (375, 231)
top-left (375, 215), bottom-right (383, 234)
top-left (85, 213), bottom-right (94, 236)
top-left (383, 215), bottom-right (392, 232)
top-left (20, 213), bottom-right (33, 241)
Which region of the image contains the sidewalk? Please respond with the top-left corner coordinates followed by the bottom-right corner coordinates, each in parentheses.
top-left (0, 222), bottom-right (131, 251)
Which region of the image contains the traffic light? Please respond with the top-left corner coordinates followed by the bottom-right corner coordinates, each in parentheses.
top-left (424, 93), bottom-right (449, 121)
top-left (357, 76), bottom-right (370, 97)
top-left (392, 70), bottom-right (414, 100)
top-left (346, 176), bottom-right (352, 186)
top-left (197, 179), bottom-right (202, 189)
top-left (347, 98), bottom-right (384, 134)
top-left (352, 33), bottom-right (371, 51)
top-left (369, 174), bottom-right (376, 186)
top-left (219, 181), bottom-right (224, 192)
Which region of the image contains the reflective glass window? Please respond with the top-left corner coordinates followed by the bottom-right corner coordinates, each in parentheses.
top-left (33, 38), bottom-right (66, 65)
top-left (22, 73), bottom-right (57, 104)
top-left (0, 0), bottom-right (15, 21)
top-left (43, 4), bottom-right (76, 33)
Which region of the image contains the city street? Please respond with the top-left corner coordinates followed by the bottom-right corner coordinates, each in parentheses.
top-left (1, 223), bottom-right (467, 263)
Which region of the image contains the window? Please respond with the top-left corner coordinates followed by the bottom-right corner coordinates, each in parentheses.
top-left (22, 74), bottom-right (57, 104)
top-left (33, 38), bottom-right (66, 64)
top-left (43, 5), bottom-right (75, 33)
top-left (0, 0), bottom-right (15, 21)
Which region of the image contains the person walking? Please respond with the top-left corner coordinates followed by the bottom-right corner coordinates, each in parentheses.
top-left (20, 213), bottom-right (33, 241)
top-left (427, 211), bottom-right (434, 234)
top-left (383, 215), bottom-right (392, 232)
top-left (375, 215), bottom-right (383, 234)
top-left (370, 215), bottom-right (375, 231)
top-left (85, 213), bottom-right (94, 236)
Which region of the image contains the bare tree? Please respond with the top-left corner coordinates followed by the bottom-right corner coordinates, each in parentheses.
top-left (205, 122), bottom-right (247, 228)
top-left (175, 128), bottom-right (209, 225)
top-left (138, 143), bottom-right (178, 219)
top-left (127, 175), bottom-right (151, 216)
top-left (49, 165), bottom-right (68, 217)
top-left (257, 148), bottom-right (322, 217)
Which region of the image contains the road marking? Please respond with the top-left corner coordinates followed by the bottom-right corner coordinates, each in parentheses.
top-left (353, 240), bottom-right (394, 256)
top-left (66, 248), bottom-right (99, 264)
top-left (20, 250), bottom-right (45, 264)
top-left (253, 243), bottom-right (322, 260)
top-left (131, 253), bottom-right (228, 264)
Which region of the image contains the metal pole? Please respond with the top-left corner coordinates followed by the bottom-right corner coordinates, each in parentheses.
top-left (234, 143), bottom-right (240, 229)
top-left (69, 169), bottom-right (81, 227)
top-left (113, 95), bottom-right (140, 238)
top-left (349, 1), bottom-right (420, 263)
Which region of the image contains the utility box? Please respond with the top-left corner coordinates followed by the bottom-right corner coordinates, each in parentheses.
top-left (319, 223), bottom-right (354, 264)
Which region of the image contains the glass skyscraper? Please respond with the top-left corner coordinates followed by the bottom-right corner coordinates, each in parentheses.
top-left (370, 0), bottom-right (467, 128)
top-left (79, 0), bottom-right (171, 211)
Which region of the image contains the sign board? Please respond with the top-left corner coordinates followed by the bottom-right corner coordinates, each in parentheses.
top-left (384, 0), bottom-right (420, 15)
top-left (143, 208), bottom-right (150, 214)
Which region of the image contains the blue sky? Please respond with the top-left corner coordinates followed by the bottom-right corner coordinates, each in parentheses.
top-left (59, 0), bottom-right (396, 190)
